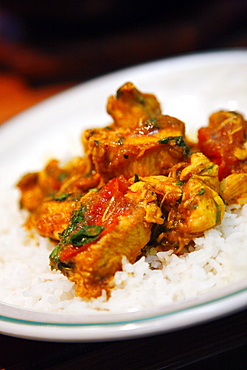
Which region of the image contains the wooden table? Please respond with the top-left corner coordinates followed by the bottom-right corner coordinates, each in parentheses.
top-left (0, 73), bottom-right (72, 125)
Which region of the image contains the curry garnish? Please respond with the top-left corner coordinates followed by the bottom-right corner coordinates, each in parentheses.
top-left (158, 136), bottom-right (190, 156)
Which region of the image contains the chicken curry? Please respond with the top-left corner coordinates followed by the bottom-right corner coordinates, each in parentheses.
top-left (17, 82), bottom-right (247, 299)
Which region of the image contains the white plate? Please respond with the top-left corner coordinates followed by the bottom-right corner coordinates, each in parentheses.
top-left (1, 49), bottom-right (247, 342)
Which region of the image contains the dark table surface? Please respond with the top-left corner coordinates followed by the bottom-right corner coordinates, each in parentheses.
top-left (1, 307), bottom-right (247, 369)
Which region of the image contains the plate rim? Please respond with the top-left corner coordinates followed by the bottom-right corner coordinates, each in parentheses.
top-left (1, 48), bottom-right (247, 341)
top-left (1, 289), bottom-right (247, 342)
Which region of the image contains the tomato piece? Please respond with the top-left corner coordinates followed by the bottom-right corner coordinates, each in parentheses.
top-left (198, 111), bottom-right (247, 180)
top-left (58, 176), bottom-right (130, 262)
top-left (86, 176), bottom-right (129, 226)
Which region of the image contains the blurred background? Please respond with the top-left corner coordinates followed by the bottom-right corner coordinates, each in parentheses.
top-left (0, 0), bottom-right (247, 123)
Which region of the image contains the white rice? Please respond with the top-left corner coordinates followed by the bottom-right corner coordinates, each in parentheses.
top-left (0, 186), bottom-right (247, 314)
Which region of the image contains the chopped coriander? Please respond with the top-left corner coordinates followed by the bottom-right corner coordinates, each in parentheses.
top-left (214, 200), bottom-right (222, 225)
top-left (197, 189), bottom-right (205, 195)
top-left (52, 193), bottom-right (71, 202)
top-left (60, 205), bottom-right (86, 241)
top-left (158, 136), bottom-right (190, 156)
top-left (68, 225), bottom-right (105, 247)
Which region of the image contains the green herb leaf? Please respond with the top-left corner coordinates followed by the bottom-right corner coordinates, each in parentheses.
top-left (60, 205), bottom-right (86, 241)
top-left (52, 193), bottom-right (71, 202)
top-left (68, 225), bottom-right (105, 246)
top-left (49, 205), bottom-right (105, 271)
top-left (50, 244), bottom-right (63, 269)
top-left (145, 117), bottom-right (159, 129)
top-left (214, 200), bottom-right (222, 225)
top-left (158, 136), bottom-right (190, 155)
top-left (197, 188), bottom-right (205, 195)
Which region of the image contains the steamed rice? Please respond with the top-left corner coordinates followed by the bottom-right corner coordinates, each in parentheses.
top-left (1, 185), bottom-right (247, 314)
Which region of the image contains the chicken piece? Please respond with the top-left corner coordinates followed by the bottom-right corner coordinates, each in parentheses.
top-left (177, 177), bottom-right (224, 233)
top-left (18, 156), bottom-right (101, 239)
top-left (27, 195), bottom-right (83, 240)
top-left (152, 153), bottom-right (225, 252)
top-left (179, 152), bottom-right (220, 192)
top-left (198, 111), bottom-right (247, 180)
top-left (106, 82), bottom-right (161, 130)
top-left (38, 159), bottom-right (68, 194)
top-left (17, 156), bottom-right (98, 214)
top-left (83, 115), bottom-right (189, 183)
top-left (16, 172), bottom-right (43, 212)
top-left (50, 176), bottom-right (163, 299)
top-left (58, 171), bottom-right (100, 195)
top-left (220, 173), bottom-right (247, 204)
top-left (125, 180), bottom-right (164, 225)
top-left (124, 153), bottom-right (224, 253)
top-left (130, 175), bottom-right (183, 208)
top-left (17, 159), bottom-right (66, 211)
top-left (157, 179), bottom-right (225, 252)
top-left (17, 159), bottom-right (66, 212)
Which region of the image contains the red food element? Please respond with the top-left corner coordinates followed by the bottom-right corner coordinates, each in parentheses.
top-left (198, 111), bottom-right (247, 180)
top-left (59, 176), bottom-right (130, 261)
top-left (86, 175), bottom-right (130, 226)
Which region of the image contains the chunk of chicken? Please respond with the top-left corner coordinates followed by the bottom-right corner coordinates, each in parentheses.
top-left (17, 159), bottom-right (66, 212)
top-left (175, 177), bottom-right (224, 237)
top-left (220, 173), bottom-right (247, 205)
top-left (125, 152), bottom-right (224, 253)
top-left (50, 176), bottom-right (163, 299)
top-left (27, 196), bottom-right (82, 240)
top-left (83, 115), bottom-right (189, 183)
top-left (130, 175), bottom-right (182, 211)
top-left (106, 82), bottom-right (161, 129)
top-left (17, 157), bottom-right (99, 214)
top-left (17, 172), bottom-right (44, 212)
top-left (179, 152), bottom-right (220, 192)
top-left (150, 153), bottom-right (225, 252)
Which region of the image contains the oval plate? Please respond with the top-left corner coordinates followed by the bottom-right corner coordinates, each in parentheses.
top-left (1, 50), bottom-right (247, 342)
